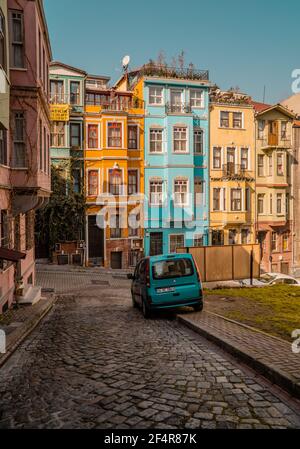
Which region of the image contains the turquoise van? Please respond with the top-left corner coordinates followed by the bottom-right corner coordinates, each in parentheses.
top-left (128, 254), bottom-right (203, 318)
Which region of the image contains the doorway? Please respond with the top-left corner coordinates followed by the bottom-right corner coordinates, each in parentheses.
top-left (88, 215), bottom-right (104, 262)
top-left (111, 252), bottom-right (122, 269)
top-left (150, 232), bottom-right (163, 256)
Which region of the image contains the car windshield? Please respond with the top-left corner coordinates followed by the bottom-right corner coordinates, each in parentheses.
top-left (152, 259), bottom-right (194, 280)
top-left (259, 274), bottom-right (277, 283)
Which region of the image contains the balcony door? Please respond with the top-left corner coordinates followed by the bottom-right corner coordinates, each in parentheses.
top-left (268, 121), bottom-right (278, 146)
top-left (50, 80), bottom-right (64, 103)
top-left (170, 90), bottom-right (183, 113)
top-left (227, 147), bottom-right (236, 175)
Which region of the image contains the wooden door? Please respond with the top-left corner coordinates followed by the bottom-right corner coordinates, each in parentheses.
top-left (268, 121), bottom-right (278, 146)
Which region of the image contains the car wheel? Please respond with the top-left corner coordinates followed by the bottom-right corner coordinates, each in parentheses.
top-left (142, 299), bottom-right (151, 319)
top-left (193, 303), bottom-right (203, 312)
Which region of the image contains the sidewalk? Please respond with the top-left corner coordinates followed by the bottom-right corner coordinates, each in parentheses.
top-left (0, 295), bottom-right (56, 367)
top-left (178, 310), bottom-right (300, 399)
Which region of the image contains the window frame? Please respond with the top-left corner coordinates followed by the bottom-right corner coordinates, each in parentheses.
top-left (149, 179), bottom-right (163, 206)
top-left (107, 122), bottom-right (122, 148)
top-left (213, 147), bottom-right (222, 169)
top-left (230, 188), bottom-right (242, 212)
top-left (0, 8), bottom-right (7, 72)
top-left (128, 169), bottom-right (139, 196)
top-left (69, 122), bottom-right (81, 148)
top-left (190, 89), bottom-right (204, 108)
top-left (87, 169), bottom-right (99, 196)
top-left (220, 111), bottom-right (230, 128)
top-left (128, 124), bottom-right (138, 150)
top-left (173, 126), bottom-right (188, 154)
top-left (87, 123), bottom-right (99, 149)
top-left (169, 234), bottom-right (185, 254)
top-left (9, 9), bottom-right (25, 69)
top-left (194, 128), bottom-right (204, 155)
top-left (149, 128), bottom-right (163, 154)
top-left (149, 85), bottom-right (163, 105)
top-left (174, 179), bottom-right (189, 206)
top-left (0, 122), bottom-right (8, 166)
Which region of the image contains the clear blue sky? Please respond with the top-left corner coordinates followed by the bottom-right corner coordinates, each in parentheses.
top-left (44, 0), bottom-right (299, 104)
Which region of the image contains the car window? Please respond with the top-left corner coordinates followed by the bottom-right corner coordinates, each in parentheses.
top-left (152, 258), bottom-right (194, 280)
top-left (139, 260), bottom-right (146, 283)
top-left (283, 279), bottom-right (297, 285)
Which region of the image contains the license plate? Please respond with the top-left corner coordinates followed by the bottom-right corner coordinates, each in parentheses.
top-left (156, 287), bottom-right (175, 294)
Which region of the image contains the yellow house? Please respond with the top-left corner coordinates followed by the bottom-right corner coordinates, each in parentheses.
top-left (84, 75), bottom-right (144, 269)
top-left (209, 90), bottom-right (256, 246)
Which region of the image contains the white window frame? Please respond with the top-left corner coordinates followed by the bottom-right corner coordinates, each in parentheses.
top-left (128, 123), bottom-right (139, 150)
top-left (220, 110), bottom-right (230, 128)
top-left (149, 86), bottom-right (164, 105)
top-left (149, 179), bottom-right (164, 206)
top-left (230, 188), bottom-right (242, 212)
top-left (232, 111), bottom-right (243, 129)
top-left (257, 193), bottom-right (265, 215)
top-left (149, 128), bottom-right (163, 154)
top-left (107, 121), bottom-right (124, 149)
top-left (174, 179), bottom-right (189, 206)
top-left (190, 89), bottom-right (204, 109)
top-left (194, 177), bottom-right (204, 206)
top-left (169, 234), bottom-right (185, 254)
top-left (108, 167), bottom-right (124, 196)
top-left (51, 121), bottom-right (66, 148)
top-left (86, 122), bottom-right (100, 150)
top-left (194, 234), bottom-right (204, 247)
top-left (87, 168), bottom-right (100, 196)
top-left (69, 79), bottom-right (82, 106)
top-left (173, 126), bottom-right (188, 154)
top-left (213, 146), bottom-right (222, 169)
top-left (127, 168), bottom-right (139, 195)
top-left (240, 147), bottom-right (249, 170)
top-left (194, 128), bottom-right (204, 155)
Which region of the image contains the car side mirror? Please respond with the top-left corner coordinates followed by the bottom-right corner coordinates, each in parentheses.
top-left (127, 273), bottom-right (134, 280)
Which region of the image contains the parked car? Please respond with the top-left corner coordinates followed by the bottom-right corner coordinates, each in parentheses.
top-left (127, 254), bottom-right (203, 318)
top-left (239, 272), bottom-right (300, 287)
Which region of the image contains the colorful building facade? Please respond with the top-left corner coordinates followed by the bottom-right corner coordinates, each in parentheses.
top-left (209, 90), bottom-right (256, 246)
top-left (253, 102), bottom-right (295, 274)
top-left (85, 76), bottom-right (144, 268)
top-left (121, 64), bottom-right (210, 256)
top-left (0, 0), bottom-right (52, 312)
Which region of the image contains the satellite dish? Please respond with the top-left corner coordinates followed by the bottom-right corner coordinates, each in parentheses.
top-left (122, 55), bottom-right (130, 71)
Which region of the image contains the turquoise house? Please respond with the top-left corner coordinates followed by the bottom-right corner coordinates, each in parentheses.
top-left (140, 65), bottom-right (211, 256)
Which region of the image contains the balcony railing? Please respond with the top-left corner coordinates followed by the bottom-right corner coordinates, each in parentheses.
top-left (259, 135), bottom-right (292, 149)
top-left (49, 94), bottom-right (69, 104)
top-left (100, 98), bottom-right (144, 112)
top-left (222, 163), bottom-right (252, 179)
top-left (86, 80), bottom-right (109, 91)
top-left (140, 63), bottom-right (209, 81)
top-left (165, 102), bottom-right (192, 114)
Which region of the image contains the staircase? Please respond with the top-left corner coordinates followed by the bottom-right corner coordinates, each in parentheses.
top-left (15, 285), bottom-right (42, 306)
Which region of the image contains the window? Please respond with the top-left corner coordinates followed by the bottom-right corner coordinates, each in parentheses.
top-left (271, 232), bottom-right (277, 252)
top-left (70, 81), bottom-right (80, 105)
top-left (170, 235), bottom-right (185, 254)
top-left (153, 257), bottom-right (193, 280)
top-left (286, 193), bottom-right (290, 216)
top-left (277, 193), bottom-right (283, 214)
top-left (129, 213), bottom-right (140, 237)
top-left (39, 120), bottom-right (43, 169)
top-left (0, 210), bottom-right (9, 248)
top-left (86, 92), bottom-right (108, 106)
top-left (241, 229), bottom-right (250, 244)
top-left (174, 179), bottom-right (188, 205)
top-left (241, 148), bottom-right (249, 170)
top-left (190, 89), bottom-right (204, 108)
top-left (173, 127), bottom-right (187, 153)
top-left (211, 230), bottom-right (224, 246)
top-left (51, 122), bottom-right (65, 148)
top-left (213, 147), bottom-right (222, 169)
top-left (87, 124), bottom-right (98, 149)
top-left (258, 194), bottom-right (265, 214)
top-left (110, 214), bottom-right (121, 239)
top-left (88, 170), bottom-right (98, 196)
top-left (150, 180), bottom-right (163, 206)
top-left (283, 232), bottom-right (289, 251)
top-left (281, 121), bottom-right (288, 140)
top-left (233, 112), bottom-right (243, 129)
top-left (128, 170), bottom-right (138, 195)
top-left (43, 127), bottom-right (47, 172)
top-left (258, 155), bottom-right (264, 176)
top-left (38, 29), bottom-right (41, 79)
top-left (108, 123), bottom-right (122, 148)
top-left (70, 123), bottom-right (81, 148)
top-left (150, 129), bottom-right (163, 153)
top-left (170, 90), bottom-right (183, 112)
top-left (149, 86), bottom-right (163, 105)
top-left (220, 111), bottom-right (229, 128)
top-left (231, 189), bottom-right (242, 211)
top-left (268, 155), bottom-right (273, 176)
top-left (72, 169), bottom-right (81, 193)
top-left (194, 178), bottom-right (204, 206)
top-left (258, 120), bottom-right (265, 139)
top-left (128, 125), bottom-right (138, 149)
top-left (270, 194), bottom-right (273, 214)
top-left (194, 235), bottom-right (204, 247)
top-left (10, 10), bottom-right (24, 68)
top-left (12, 112), bottom-right (26, 167)
top-left (0, 9), bottom-right (6, 71)
top-left (213, 188), bottom-right (221, 211)
top-left (50, 80), bottom-right (64, 103)
top-left (277, 154), bottom-right (284, 176)
top-left (109, 169), bottom-right (122, 196)
top-left (229, 229), bottom-right (237, 245)
top-left (194, 129), bottom-right (203, 154)
top-left (0, 123), bottom-right (7, 165)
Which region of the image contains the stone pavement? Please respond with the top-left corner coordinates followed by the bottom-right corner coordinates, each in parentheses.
top-left (178, 311), bottom-right (300, 399)
top-left (0, 275), bottom-right (300, 429)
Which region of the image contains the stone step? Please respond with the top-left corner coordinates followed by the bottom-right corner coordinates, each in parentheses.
top-left (16, 286), bottom-right (42, 305)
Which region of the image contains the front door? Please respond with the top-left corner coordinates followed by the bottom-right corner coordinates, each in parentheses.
top-left (88, 215), bottom-right (104, 261)
top-left (281, 262), bottom-right (289, 275)
top-left (111, 252), bottom-right (122, 269)
top-left (268, 121), bottom-right (278, 146)
top-left (150, 232), bottom-right (163, 256)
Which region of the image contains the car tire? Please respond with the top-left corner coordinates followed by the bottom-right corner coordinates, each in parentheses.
top-left (142, 299), bottom-right (151, 319)
top-left (193, 303), bottom-right (203, 312)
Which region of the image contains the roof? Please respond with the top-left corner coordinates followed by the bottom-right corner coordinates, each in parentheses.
top-left (252, 102), bottom-right (296, 118)
top-left (294, 120), bottom-right (300, 127)
top-left (251, 101), bottom-right (271, 113)
top-left (281, 93), bottom-right (300, 117)
top-left (0, 248), bottom-right (26, 262)
top-left (50, 61), bottom-right (87, 76)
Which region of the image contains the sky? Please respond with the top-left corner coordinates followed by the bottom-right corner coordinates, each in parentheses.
top-left (44, 0), bottom-right (299, 104)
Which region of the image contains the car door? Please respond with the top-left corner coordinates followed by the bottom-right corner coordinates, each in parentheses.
top-left (133, 261), bottom-right (146, 306)
top-left (132, 262), bottom-right (141, 303)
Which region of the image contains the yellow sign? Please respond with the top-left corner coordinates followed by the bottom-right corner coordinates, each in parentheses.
top-left (50, 105), bottom-right (70, 122)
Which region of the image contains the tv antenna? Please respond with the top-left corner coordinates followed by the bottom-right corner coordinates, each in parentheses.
top-left (122, 55), bottom-right (130, 73)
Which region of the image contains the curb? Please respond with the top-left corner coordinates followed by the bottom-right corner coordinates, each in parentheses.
top-left (0, 295), bottom-right (57, 368)
top-left (178, 313), bottom-right (300, 399)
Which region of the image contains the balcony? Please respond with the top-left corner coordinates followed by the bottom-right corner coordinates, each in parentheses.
top-left (140, 63), bottom-right (209, 82)
top-left (165, 102), bottom-right (192, 114)
top-left (100, 97), bottom-right (144, 112)
top-left (222, 163), bottom-right (253, 180)
top-left (260, 135), bottom-right (292, 150)
top-left (86, 79), bottom-right (109, 91)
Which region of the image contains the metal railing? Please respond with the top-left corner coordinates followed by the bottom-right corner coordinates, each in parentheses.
top-left (100, 97), bottom-right (144, 111)
top-left (49, 93), bottom-right (70, 104)
top-left (165, 102), bottom-right (192, 114)
top-left (222, 163), bottom-right (252, 178)
top-left (140, 63), bottom-right (209, 81)
top-left (259, 135), bottom-right (292, 148)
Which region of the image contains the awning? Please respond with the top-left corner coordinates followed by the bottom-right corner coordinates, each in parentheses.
top-left (0, 248), bottom-right (26, 262)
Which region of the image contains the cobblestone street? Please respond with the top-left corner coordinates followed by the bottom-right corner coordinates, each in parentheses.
top-left (0, 272), bottom-right (300, 429)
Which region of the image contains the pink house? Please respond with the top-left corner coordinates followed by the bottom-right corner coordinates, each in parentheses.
top-left (0, 0), bottom-right (52, 312)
